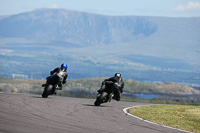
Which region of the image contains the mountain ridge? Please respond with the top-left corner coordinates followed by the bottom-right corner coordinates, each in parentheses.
top-left (1, 8), bottom-right (199, 45)
top-left (0, 8), bottom-right (199, 85)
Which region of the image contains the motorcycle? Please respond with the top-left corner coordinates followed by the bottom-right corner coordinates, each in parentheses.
top-left (94, 82), bottom-right (114, 106)
top-left (42, 74), bottom-right (62, 98)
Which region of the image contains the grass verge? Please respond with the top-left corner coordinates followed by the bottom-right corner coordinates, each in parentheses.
top-left (121, 97), bottom-right (200, 106)
top-left (129, 105), bottom-right (200, 133)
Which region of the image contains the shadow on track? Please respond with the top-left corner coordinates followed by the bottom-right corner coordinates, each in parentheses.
top-left (30, 95), bottom-right (53, 99)
top-left (82, 104), bottom-right (112, 107)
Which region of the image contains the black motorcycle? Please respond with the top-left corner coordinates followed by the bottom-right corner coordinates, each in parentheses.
top-left (42, 74), bottom-right (62, 98)
top-left (94, 82), bottom-right (114, 106)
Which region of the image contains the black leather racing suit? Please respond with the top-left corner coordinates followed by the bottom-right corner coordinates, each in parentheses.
top-left (101, 76), bottom-right (124, 101)
top-left (47, 67), bottom-right (68, 90)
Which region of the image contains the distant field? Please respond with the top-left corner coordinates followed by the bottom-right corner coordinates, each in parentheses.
top-left (0, 77), bottom-right (200, 102)
top-left (129, 105), bottom-right (200, 133)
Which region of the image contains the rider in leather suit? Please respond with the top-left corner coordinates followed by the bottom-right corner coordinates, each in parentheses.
top-left (98, 73), bottom-right (124, 101)
top-left (42, 63), bottom-right (68, 91)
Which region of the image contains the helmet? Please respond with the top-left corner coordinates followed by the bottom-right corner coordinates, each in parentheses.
top-left (61, 63), bottom-right (68, 70)
top-left (114, 73), bottom-right (121, 78)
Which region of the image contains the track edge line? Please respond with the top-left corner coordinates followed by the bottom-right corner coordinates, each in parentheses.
top-left (123, 106), bottom-right (194, 133)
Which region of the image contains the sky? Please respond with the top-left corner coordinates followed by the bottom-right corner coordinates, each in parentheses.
top-left (0, 0), bottom-right (200, 17)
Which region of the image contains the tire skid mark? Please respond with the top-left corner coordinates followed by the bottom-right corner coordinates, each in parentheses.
top-left (27, 96), bottom-right (113, 133)
top-left (0, 93), bottom-right (186, 133)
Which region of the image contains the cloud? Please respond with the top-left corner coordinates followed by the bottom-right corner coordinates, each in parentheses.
top-left (48, 4), bottom-right (59, 9)
top-left (174, 1), bottom-right (200, 12)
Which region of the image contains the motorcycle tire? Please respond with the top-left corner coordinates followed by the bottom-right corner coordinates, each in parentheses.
top-left (94, 92), bottom-right (108, 106)
top-left (42, 84), bottom-right (53, 98)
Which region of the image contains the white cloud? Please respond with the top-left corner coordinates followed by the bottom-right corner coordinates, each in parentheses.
top-left (174, 1), bottom-right (200, 12)
top-left (48, 4), bottom-right (59, 9)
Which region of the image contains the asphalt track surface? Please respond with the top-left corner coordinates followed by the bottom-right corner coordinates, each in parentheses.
top-left (0, 93), bottom-right (187, 133)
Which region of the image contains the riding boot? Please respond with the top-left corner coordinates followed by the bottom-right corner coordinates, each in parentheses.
top-left (42, 84), bottom-right (46, 87)
top-left (108, 94), bottom-right (114, 102)
top-left (112, 96), bottom-right (120, 101)
top-left (97, 89), bottom-right (103, 93)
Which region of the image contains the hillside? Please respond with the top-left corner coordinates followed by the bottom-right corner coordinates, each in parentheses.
top-left (0, 9), bottom-right (160, 45)
top-left (0, 8), bottom-right (199, 85)
top-left (65, 78), bottom-right (200, 95)
top-left (0, 77), bottom-right (199, 102)
top-left (0, 9), bottom-right (199, 47)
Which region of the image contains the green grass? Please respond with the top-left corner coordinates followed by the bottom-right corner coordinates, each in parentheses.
top-left (121, 97), bottom-right (200, 106)
top-left (1, 77), bottom-right (200, 106)
top-left (129, 105), bottom-right (200, 133)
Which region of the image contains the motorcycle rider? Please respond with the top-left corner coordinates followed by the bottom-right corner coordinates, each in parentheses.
top-left (98, 73), bottom-right (124, 101)
top-left (42, 63), bottom-right (68, 92)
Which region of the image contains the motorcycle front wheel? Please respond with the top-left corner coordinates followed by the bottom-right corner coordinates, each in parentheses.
top-left (94, 92), bottom-right (108, 106)
top-left (42, 84), bottom-right (53, 98)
